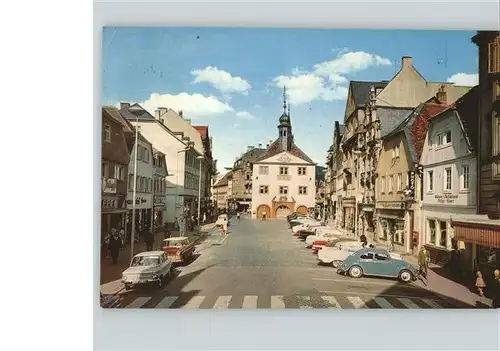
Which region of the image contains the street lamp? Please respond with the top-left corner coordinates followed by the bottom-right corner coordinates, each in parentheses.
top-left (128, 105), bottom-right (143, 261)
top-left (175, 143), bottom-right (193, 237)
top-left (196, 155), bottom-right (204, 226)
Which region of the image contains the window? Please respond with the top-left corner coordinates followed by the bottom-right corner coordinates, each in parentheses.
top-left (246, 175), bottom-right (250, 180)
top-left (259, 166), bottom-right (269, 175)
top-left (375, 253), bottom-right (389, 261)
top-left (298, 167), bottom-right (307, 175)
top-left (488, 37), bottom-right (500, 74)
top-left (429, 220), bottom-right (436, 245)
top-left (298, 186), bottom-right (308, 195)
top-left (444, 167), bottom-right (452, 191)
top-left (259, 185), bottom-right (269, 194)
top-left (394, 222), bottom-right (404, 245)
top-left (279, 167), bottom-right (289, 175)
top-left (381, 176), bottom-right (385, 194)
top-left (114, 165), bottom-right (125, 181)
top-left (437, 131), bottom-right (452, 146)
top-left (360, 253), bottom-right (374, 260)
top-left (428, 136), bottom-right (433, 148)
top-left (494, 80), bottom-right (500, 101)
top-left (102, 162), bottom-right (109, 178)
top-left (144, 148), bottom-right (149, 163)
top-left (103, 124), bottom-right (111, 142)
top-left (397, 173), bottom-right (402, 192)
top-left (439, 221), bottom-right (447, 247)
top-left (279, 186), bottom-right (288, 194)
top-left (427, 170), bottom-right (434, 192)
top-left (461, 164), bottom-right (470, 190)
top-left (128, 174), bottom-right (134, 191)
top-left (388, 175), bottom-right (394, 193)
top-left (493, 111), bottom-right (500, 178)
top-left (392, 145), bottom-right (400, 158)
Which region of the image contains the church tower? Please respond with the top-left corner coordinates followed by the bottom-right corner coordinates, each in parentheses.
top-left (278, 86), bottom-right (293, 151)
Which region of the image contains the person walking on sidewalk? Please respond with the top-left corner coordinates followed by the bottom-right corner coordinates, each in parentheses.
top-left (108, 231), bottom-right (122, 264)
top-left (475, 271), bottom-right (486, 297)
top-left (359, 233), bottom-right (367, 248)
top-left (492, 269), bottom-right (500, 308)
top-left (144, 228), bottom-right (154, 251)
top-left (418, 246), bottom-right (430, 284)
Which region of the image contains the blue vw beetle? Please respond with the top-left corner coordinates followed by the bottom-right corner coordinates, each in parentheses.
top-left (338, 247), bottom-right (419, 283)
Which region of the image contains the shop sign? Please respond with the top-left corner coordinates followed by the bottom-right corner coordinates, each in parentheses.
top-left (376, 201), bottom-right (405, 209)
top-left (102, 196), bottom-right (119, 209)
top-left (434, 193), bottom-right (459, 204)
top-left (154, 195), bottom-right (166, 205)
top-left (127, 197), bottom-right (148, 205)
top-left (407, 170), bottom-right (416, 199)
top-left (102, 178), bottom-right (117, 194)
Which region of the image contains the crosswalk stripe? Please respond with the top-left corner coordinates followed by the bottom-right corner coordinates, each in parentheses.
top-left (373, 297), bottom-right (395, 308)
top-left (242, 295), bottom-right (258, 309)
top-left (182, 296), bottom-right (205, 309)
top-left (421, 298), bottom-right (442, 308)
top-left (213, 295), bottom-right (232, 309)
top-left (299, 296), bottom-right (313, 308)
top-left (321, 296), bottom-right (340, 308)
top-left (398, 298), bottom-right (421, 309)
top-left (156, 296), bottom-right (178, 308)
top-left (271, 295), bottom-right (285, 309)
top-left (127, 297), bottom-right (151, 308)
top-left (347, 296), bottom-right (367, 309)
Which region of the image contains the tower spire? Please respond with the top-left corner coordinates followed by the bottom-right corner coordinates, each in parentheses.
top-left (283, 86), bottom-right (287, 113)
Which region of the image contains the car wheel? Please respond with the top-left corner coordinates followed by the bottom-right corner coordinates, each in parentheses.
top-left (124, 284), bottom-right (132, 291)
top-left (399, 270), bottom-right (413, 283)
top-left (348, 265), bottom-right (363, 278)
top-left (332, 260), bottom-right (342, 268)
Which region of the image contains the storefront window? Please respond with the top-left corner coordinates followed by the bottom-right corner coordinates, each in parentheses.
top-left (428, 220), bottom-right (436, 245)
top-left (477, 246), bottom-right (499, 267)
top-left (438, 221), bottom-right (447, 247)
top-left (394, 222), bottom-right (404, 244)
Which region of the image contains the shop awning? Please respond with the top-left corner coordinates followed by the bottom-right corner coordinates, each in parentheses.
top-left (453, 221), bottom-right (500, 248)
top-left (377, 214), bottom-right (400, 220)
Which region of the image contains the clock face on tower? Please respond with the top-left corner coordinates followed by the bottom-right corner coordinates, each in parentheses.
top-left (277, 154), bottom-right (291, 163)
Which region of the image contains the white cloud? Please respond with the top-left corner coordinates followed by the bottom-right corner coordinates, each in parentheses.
top-left (236, 111), bottom-right (255, 120)
top-left (191, 66), bottom-right (251, 94)
top-left (273, 74), bottom-right (348, 104)
top-left (140, 92), bottom-right (234, 118)
top-left (273, 50), bottom-right (390, 105)
top-left (447, 73), bottom-right (478, 86)
top-left (313, 51), bottom-right (391, 77)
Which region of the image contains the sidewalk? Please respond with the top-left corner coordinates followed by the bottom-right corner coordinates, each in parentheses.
top-left (99, 222), bottom-right (216, 294)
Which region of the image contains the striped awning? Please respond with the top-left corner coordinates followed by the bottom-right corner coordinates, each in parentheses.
top-left (453, 221), bottom-right (500, 248)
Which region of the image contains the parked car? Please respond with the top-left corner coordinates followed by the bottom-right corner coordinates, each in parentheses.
top-left (304, 231), bottom-right (341, 247)
top-left (337, 247), bottom-right (418, 283)
top-left (122, 251), bottom-right (173, 290)
top-left (317, 241), bottom-right (367, 267)
top-left (161, 237), bottom-right (195, 263)
top-left (292, 221), bottom-right (322, 234)
top-left (312, 237), bottom-right (357, 254)
top-left (289, 218), bottom-right (317, 229)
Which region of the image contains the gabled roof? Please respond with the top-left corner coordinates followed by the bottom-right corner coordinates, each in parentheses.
top-left (377, 107), bottom-right (416, 138)
top-left (430, 86), bottom-right (479, 152)
top-left (385, 102), bottom-right (449, 163)
top-left (214, 171), bottom-right (232, 187)
top-left (350, 81), bottom-right (389, 106)
top-left (119, 103), bottom-right (156, 120)
top-left (255, 139), bottom-right (315, 164)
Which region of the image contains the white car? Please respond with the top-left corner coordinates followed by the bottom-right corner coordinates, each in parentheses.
top-left (122, 251), bottom-right (173, 290)
top-left (305, 232), bottom-right (341, 247)
top-left (292, 222), bottom-right (322, 234)
top-left (318, 242), bottom-right (365, 267)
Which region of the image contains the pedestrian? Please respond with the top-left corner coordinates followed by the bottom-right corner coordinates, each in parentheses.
top-left (144, 228), bottom-right (154, 251)
top-left (475, 270), bottom-right (486, 297)
top-left (103, 231), bottom-right (111, 259)
top-left (262, 211), bottom-right (267, 220)
top-left (203, 212), bottom-right (207, 224)
top-left (221, 221), bottom-right (228, 235)
top-left (236, 212), bottom-right (240, 221)
top-left (418, 246), bottom-right (430, 282)
top-left (119, 227), bottom-right (125, 251)
top-left (359, 233), bottom-right (367, 248)
top-left (108, 231), bottom-right (122, 264)
top-left (492, 269), bottom-right (500, 308)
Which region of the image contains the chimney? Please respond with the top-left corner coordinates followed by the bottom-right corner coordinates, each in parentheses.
top-left (266, 143), bottom-right (270, 149)
top-left (178, 110), bottom-right (184, 118)
top-left (157, 107), bottom-right (168, 117)
top-left (258, 143), bottom-right (262, 148)
top-left (120, 102), bottom-right (130, 110)
top-left (402, 56), bottom-right (412, 69)
top-left (436, 85), bottom-right (447, 105)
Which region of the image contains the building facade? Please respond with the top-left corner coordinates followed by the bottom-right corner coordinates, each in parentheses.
top-left (251, 89), bottom-right (316, 219)
top-left (420, 87), bottom-right (479, 268)
top-left (119, 103), bottom-right (202, 227)
top-left (193, 125), bottom-right (217, 217)
top-left (101, 107), bottom-right (130, 240)
top-left (152, 148), bottom-right (168, 228)
top-left (325, 121), bottom-right (345, 227)
top-left (230, 145), bottom-right (267, 212)
top-left (452, 31), bottom-right (500, 286)
top-left (213, 171), bottom-right (232, 210)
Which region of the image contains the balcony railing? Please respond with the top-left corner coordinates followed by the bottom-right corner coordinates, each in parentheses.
top-left (277, 174), bottom-right (291, 181)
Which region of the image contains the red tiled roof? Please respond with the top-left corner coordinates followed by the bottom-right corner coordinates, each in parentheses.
top-left (255, 139), bottom-right (315, 164)
top-left (410, 103), bottom-right (449, 161)
top-left (193, 125), bottom-right (208, 138)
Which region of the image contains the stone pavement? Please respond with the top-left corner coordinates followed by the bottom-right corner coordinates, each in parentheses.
top-left (99, 222), bottom-right (216, 295)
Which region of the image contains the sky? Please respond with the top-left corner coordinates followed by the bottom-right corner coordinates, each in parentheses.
top-left (102, 28), bottom-right (479, 170)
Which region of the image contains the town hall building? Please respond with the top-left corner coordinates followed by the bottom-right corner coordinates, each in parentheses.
top-left (251, 88), bottom-right (316, 219)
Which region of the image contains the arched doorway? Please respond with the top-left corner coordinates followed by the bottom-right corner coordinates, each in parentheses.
top-left (275, 205), bottom-right (292, 219)
top-left (256, 204), bottom-right (271, 219)
top-left (296, 205), bottom-right (308, 215)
